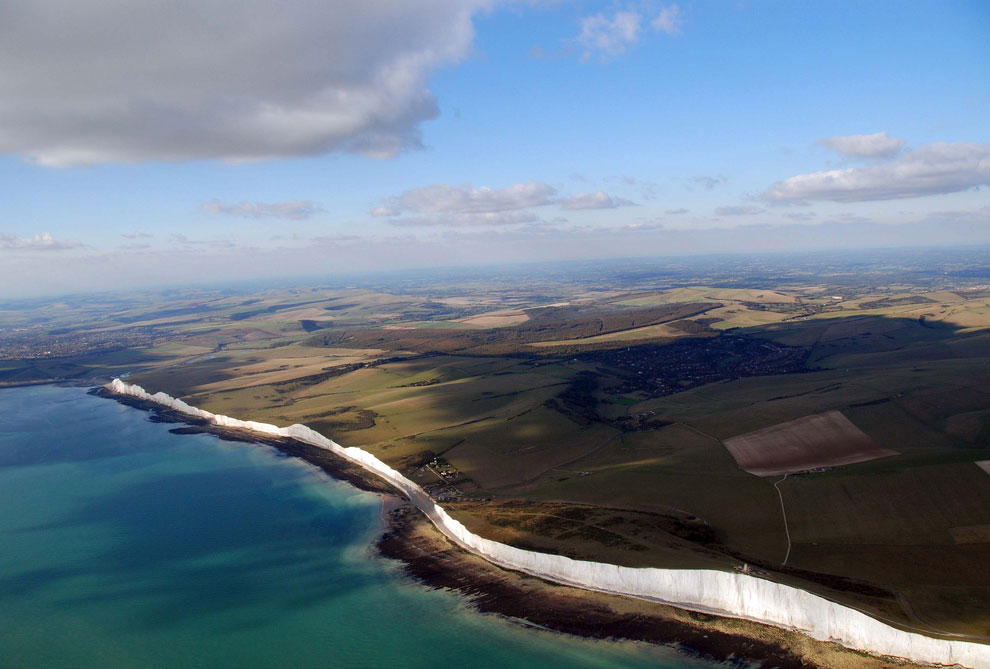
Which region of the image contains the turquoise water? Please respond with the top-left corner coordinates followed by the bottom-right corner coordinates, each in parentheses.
top-left (0, 385), bottom-right (714, 668)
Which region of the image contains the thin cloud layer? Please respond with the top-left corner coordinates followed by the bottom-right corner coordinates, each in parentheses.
top-left (690, 175), bottom-right (726, 190)
top-left (0, 0), bottom-right (487, 166)
top-left (651, 5), bottom-right (683, 35)
top-left (202, 200), bottom-right (324, 220)
top-left (375, 182), bottom-right (557, 216)
top-left (715, 205), bottom-right (763, 216)
top-left (560, 191), bottom-right (634, 210)
top-left (764, 142), bottom-right (990, 202)
top-left (819, 131), bottom-right (905, 159)
top-left (0, 232), bottom-right (81, 250)
top-left (390, 211), bottom-right (539, 227)
top-left (374, 181), bottom-right (636, 225)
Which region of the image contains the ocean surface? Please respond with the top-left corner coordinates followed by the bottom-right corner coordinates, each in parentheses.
top-left (0, 385), bottom-right (717, 668)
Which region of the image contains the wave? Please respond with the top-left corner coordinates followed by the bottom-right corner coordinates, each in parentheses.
top-left (106, 378), bottom-right (989, 668)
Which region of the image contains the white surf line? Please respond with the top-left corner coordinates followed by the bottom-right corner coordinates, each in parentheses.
top-left (773, 474), bottom-right (792, 566)
top-left (104, 379), bottom-right (990, 669)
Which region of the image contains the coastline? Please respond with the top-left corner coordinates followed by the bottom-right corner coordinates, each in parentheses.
top-left (92, 383), bottom-right (986, 668)
top-left (91, 386), bottom-right (400, 498)
top-left (377, 503), bottom-right (924, 668)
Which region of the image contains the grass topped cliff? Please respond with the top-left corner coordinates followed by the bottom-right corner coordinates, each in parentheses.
top-left (4, 254), bottom-right (990, 641)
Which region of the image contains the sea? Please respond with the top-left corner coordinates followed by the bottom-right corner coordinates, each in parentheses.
top-left (0, 385), bottom-right (719, 668)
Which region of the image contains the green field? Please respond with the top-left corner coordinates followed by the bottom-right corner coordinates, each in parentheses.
top-left (6, 276), bottom-right (990, 638)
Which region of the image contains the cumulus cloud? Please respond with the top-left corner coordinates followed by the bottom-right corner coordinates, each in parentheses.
top-left (0, 232), bottom-right (82, 250)
top-left (0, 0), bottom-right (487, 166)
top-left (559, 191), bottom-right (635, 210)
top-left (377, 181), bottom-right (557, 216)
top-left (764, 142), bottom-right (990, 202)
top-left (819, 131), bottom-right (905, 159)
top-left (715, 205), bottom-right (763, 216)
top-left (575, 4), bottom-right (681, 60)
top-left (202, 200), bottom-right (324, 220)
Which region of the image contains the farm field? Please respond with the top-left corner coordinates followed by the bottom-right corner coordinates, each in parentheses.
top-left (722, 411), bottom-right (898, 477)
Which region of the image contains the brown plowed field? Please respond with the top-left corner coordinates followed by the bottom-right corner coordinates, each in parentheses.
top-left (723, 410), bottom-right (898, 477)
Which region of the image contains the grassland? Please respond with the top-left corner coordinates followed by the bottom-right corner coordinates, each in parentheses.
top-left (6, 266), bottom-right (990, 639)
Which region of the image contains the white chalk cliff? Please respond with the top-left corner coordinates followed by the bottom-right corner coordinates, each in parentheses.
top-left (106, 378), bottom-right (989, 668)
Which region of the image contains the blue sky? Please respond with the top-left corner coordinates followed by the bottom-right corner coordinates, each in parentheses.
top-left (1, 1), bottom-right (988, 296)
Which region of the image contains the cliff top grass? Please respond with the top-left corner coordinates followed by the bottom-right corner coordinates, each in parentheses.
top-left (5, 274), bottom-right (990, 639)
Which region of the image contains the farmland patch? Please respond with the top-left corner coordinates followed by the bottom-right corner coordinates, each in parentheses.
top-left (723, 410), bottom-right (899, 477)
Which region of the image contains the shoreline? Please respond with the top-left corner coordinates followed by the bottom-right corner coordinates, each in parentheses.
top-left (376, 504), bottom-right (920, 668)
top-left (92, 387), bottom-right (401, 497)
top-left (91, 385), bottom-right (931, 668)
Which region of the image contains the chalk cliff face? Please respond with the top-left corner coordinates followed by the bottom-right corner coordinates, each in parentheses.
top-left (106, 379), bottom-right (990, 668)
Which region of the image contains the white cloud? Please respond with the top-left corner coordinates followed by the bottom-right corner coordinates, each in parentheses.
top-left (715, 205), bottom-right (763, 216)
top-left (378, 181), bottom-right (557, 215)
top-left (764, 142), bottom-right (990, 202)
top-left (377, 181), bottom-right (641, 224)
top-left (390, 211), bottom-right (539, 227)
top-left (0, 0), bottom-right (488, 166)
top-left (819, 131), bottom-right (906, 159)
top-left (651, 4), bottom-right (683, 35)
top-left (575, 4), bottom-right (682, 60)
top-left (375, 181), bottom-right (558, 226)
top-left (559, 191), bottom-right (635, 210)
top-left (375, 181), bottom-right (640, 224)
top-left (665, 208), bottom-right (688, 215)
top-left (202, 200), bottom-right (323, 220)
top-left (577, 11), bottom-right (642, 59)
top-left (0, 232), bottom-right (82, 250)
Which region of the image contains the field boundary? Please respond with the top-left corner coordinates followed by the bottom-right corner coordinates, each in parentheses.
top-left (774, 474), bottom-right (792, 565)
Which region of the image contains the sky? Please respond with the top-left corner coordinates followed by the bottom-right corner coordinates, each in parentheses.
top-left (1, 0), bottom-right (988, 297)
